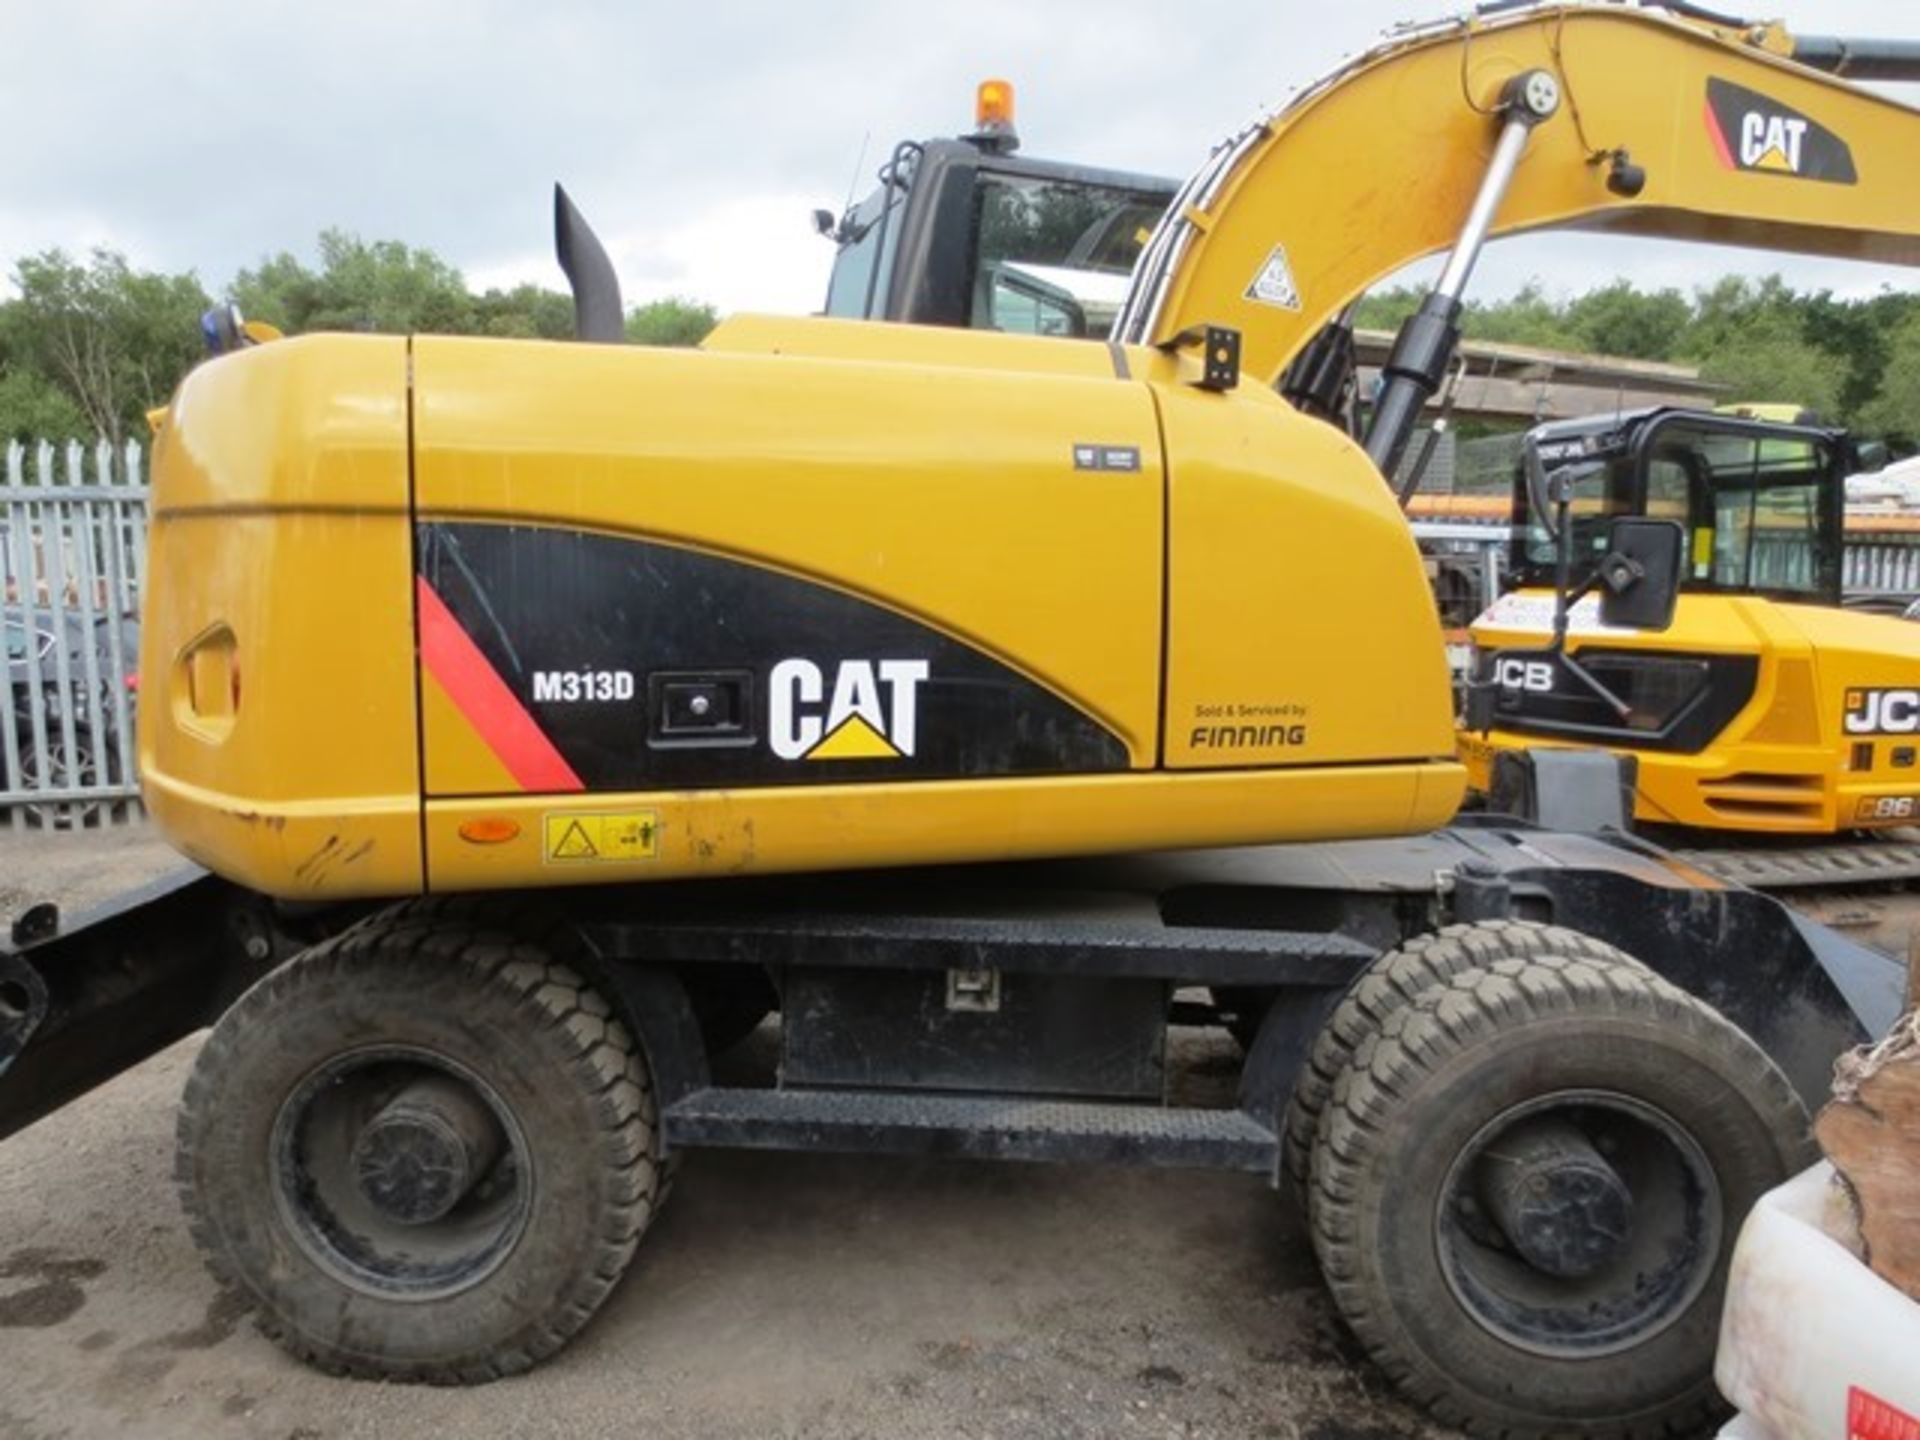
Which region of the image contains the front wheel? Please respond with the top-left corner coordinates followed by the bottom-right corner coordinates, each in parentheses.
top-left (1309, 950), bottom-right (1811, 1439)
top-left (176, 908), bottom-right (663, 1382)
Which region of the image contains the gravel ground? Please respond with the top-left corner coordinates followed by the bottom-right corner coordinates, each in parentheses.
top-left (0, 826), bottom-right (1453, 1440)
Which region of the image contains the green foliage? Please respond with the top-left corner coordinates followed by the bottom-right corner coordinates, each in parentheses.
top-left (1696, 333), bottom-right (1847, 418)
top-left (1859, 311), bottom-right (1920, 442)
top-left (473, 284), bottom-right (575, 341)
top-left (0, 367), bottom-right (88, 445)
top-left (1562, 282), bottom-right (1691, 361)
top-left (0, 231), bottom-right (723, 447)
top-left (1677, 276), bottom-right (1847, 418)
top-left (1464, 282), bottom-right (1579, 350)
top-left (233, 231), bottom-right (474, 334)
top-left (625, 298), bottom-right (717, 347)
top-left (1351, 285), bottom-right (1424, 333)
top-left (3, 249), bottom-right (210, 445)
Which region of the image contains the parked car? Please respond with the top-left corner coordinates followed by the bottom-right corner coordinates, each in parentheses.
top-left (3, 603), bottom-right (140, 826)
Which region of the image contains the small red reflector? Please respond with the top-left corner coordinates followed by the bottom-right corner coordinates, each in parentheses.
top-left (458, 817), bottom-right (521, 845)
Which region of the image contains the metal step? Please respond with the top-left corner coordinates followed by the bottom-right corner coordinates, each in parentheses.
top-left (605, 912), bottom-right (1377, 986)
top-left (663, 1087), bottom-right (1279, 1173)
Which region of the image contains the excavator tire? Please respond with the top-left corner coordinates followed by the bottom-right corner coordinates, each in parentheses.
top-left (176, 908), bottom-right (661, 1382)
top-left (1278, 920), bottom-right (1620, 1213)
top-left (1309, 950), bottom-right (1811, 1440)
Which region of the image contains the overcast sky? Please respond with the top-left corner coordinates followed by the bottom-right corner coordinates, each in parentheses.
top-left (2, 1), bottom-right (1915, 317)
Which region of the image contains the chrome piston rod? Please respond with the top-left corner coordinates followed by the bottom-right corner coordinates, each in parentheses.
top-left (1364, 69), bottom-right (1560, 487)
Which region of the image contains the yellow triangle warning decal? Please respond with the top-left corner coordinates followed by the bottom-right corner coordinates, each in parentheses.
top-left (805, 714), bottom-right (901, 760)
top-left (551, 819), bottom-right (599, 859)
top-left (1754, 145), bottom-right (1794, 172)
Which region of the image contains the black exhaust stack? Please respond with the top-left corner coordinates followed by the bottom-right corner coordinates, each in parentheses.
top-left (554, 184), bottom-right (625, 344)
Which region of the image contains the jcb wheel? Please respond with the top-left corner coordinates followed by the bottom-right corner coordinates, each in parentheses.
top-left (1309, 951), bottom-right (1811, 1439)
top-left (175, 910), bottom-right (661, 1382)
top-left (1280, 920), bottom-right (1619, 1211)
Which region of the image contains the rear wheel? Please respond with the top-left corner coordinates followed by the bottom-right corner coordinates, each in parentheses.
top-left (176, 909), bottom-right (662, 1382)
top-left (1309, 951), bottom-right (1811, 1439)
top-left (1280, 921), bottom-right (1619, 1211)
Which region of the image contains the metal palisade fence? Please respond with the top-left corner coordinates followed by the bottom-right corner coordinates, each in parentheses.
top-left (0, 439), bottom-right (146, 829)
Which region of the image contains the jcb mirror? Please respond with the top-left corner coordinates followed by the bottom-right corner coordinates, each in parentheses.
top-left (1597, 518), bottom-right (1684, 631)
top-left (1853, 438), bottom-right (1891, 474)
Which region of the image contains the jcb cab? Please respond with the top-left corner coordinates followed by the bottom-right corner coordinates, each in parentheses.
top-left (1467, 409), bottom-right (1920, 839)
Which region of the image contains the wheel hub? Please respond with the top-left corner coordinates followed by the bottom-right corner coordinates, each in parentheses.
top-left (1437, 1090), bottom-right (1722, 1358)
top-left (1476, 1116), bottom-right (1634, 1277)
top-left (348, 1076), bottom-right (505, 1225)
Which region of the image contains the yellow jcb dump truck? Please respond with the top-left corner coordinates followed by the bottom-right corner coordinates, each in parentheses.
top-left (0, 6), bottom-right (1911, 1437)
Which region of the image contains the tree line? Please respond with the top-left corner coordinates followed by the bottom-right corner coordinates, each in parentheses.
top-left (1355, 276), bottom-right (1919, 441)
top-left (0, 235), bottom-right (718, 446)
top-left (1, 234), bottom-right (1914, 448)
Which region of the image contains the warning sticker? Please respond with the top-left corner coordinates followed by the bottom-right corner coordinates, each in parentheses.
top-left (1244, 244), bottom-right (1302, 312)
top-left (542, 811), bottom-right (659, 864)
top-left (1851, 1387), bottom-right (1920, 1440)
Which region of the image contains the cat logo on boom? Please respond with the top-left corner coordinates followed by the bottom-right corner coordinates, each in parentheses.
top-left (770, 658), bottom-right (929, 761)
top-left (1704, 78), bottom-right (1857, 184)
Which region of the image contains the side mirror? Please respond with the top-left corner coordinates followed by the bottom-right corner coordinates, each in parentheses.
top-left (812, 208), bottom-right (837, 238)
top-left (1597, 518), bottom-right (1684, 631)
top-left (1521, 437), bottom-right (1603, 541)
top-left (1854, 438), bottom-right (1891, 474)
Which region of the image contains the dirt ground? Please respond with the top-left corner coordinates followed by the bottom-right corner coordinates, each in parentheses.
top-left (0, 826), bottom-right (1453, 1440)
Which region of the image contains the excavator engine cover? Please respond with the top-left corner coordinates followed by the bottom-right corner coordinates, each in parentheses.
top-left (140, 322), bottom-right (1463, 899)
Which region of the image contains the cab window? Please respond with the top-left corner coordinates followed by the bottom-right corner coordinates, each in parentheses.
top-left (824, 184), bottom-right (906, 320)
top-left (1512, 419), bottom-right (1841, 603)
top-left (970, 174), bottom-right (1163, 339)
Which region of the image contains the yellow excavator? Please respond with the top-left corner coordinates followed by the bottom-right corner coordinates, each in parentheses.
top-left (21, 5), bottom-right (1909, 1435)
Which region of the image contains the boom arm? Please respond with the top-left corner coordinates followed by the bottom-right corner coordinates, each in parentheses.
top-left (1116, 3), bottom-right (1920, 391)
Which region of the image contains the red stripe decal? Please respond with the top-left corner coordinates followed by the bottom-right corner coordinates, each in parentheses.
top-left (416, 577), bottom-right (584, 793)
top-left (1704, 97), bottom-right (1736, 169)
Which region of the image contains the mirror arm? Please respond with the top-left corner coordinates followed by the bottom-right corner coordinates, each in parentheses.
top-left (1558, 650), bottom-right (1634, 722)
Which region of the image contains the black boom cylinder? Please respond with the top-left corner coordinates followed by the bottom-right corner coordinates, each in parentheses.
top-left (1793, 35), bottom-right (1920, 82)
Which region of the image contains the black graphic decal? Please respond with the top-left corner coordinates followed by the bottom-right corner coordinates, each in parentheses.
top-left (418, 523), bottom-right (1129, 794)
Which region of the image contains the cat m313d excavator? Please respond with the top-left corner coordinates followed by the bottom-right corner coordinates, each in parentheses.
top-left (0, 6), bottom-right (1914, 1437)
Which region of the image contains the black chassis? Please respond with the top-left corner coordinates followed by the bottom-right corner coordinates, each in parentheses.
top-left (0, 820), bottom-right (1900, 1169)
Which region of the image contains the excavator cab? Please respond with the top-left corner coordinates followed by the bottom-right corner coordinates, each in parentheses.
top-left (820, 85), bottom-right (1173, 339)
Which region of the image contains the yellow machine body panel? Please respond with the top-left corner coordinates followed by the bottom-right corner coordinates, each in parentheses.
top-left (141, 327), bottom-right (1463, 899)
top-left (138, 335), bottom-right (424, 896)
top-left (1158, 384), bottom-right (1458, 769)
top-left (1465, 589), bottom-right (1920, 834)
